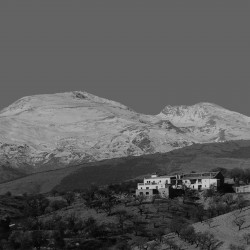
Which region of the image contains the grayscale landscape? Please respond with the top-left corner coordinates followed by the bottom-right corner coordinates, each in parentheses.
top-left (0, 1), bottom-right (249, 250)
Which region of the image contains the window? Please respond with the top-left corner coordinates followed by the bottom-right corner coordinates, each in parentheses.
top-left (156, 186), bottom-right (158, 189)
top-left (190, 179), bottom-right (196, 184)
top-left (140, 192), bottom-right (143, 195)
top-left (198, 179), bottom-right (202, 183)
top-left (146, 192), bottom-right (149, 195)
top-left (146, 187), bottom-right (149, 189)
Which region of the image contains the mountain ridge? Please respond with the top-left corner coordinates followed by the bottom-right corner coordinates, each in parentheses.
top-left (0, 91), bottom-right (250, 183)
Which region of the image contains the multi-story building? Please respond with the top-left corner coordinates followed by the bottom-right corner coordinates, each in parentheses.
top-left (135, 171), bottom-right (224, 197)
top-left (135, 174), bottom-right (182, 198)
top-left (181, 172), bottom-right (224, 191)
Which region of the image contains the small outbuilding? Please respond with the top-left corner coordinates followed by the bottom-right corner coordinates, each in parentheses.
top-left (235, 185), bottom-right (250, 193)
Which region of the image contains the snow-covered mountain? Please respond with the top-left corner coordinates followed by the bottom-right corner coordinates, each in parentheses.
top-left (158, 102), bottom-right (250, 142)
top-left (0, 91), bottom-right (250, 174)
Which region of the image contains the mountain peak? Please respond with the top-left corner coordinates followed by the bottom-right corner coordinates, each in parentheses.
top-left (163, 102), bottom-right (223, 110)
top-left (0, 91), bottom-right (134, 116)
top-left (159, 102), bottom-right (249, 127)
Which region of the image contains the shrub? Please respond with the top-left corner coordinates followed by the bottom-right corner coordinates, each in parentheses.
top-left (49, 200), bottom-right (68, 211)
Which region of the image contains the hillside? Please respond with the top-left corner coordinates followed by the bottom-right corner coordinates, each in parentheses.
top-left (0, 91), bottom-right (250, 183)
top-left (192, 205), bottom-right (250, 249)
top-left (1, 140), bottom-right (250, 195)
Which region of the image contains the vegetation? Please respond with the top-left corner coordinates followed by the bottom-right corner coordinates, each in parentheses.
top-left (1, 139), bottom-right (250, 196)
top-left (0, 176), bottom-right (249, 249)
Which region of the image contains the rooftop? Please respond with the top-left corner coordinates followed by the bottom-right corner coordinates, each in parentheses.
top-left (182, 172), bottom-right (220, 180)
top-left (144, 175), bottom-right (177, 180)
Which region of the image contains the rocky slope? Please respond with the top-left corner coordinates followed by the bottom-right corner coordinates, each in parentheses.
top-left (0, 91), bottom-right (250, 180)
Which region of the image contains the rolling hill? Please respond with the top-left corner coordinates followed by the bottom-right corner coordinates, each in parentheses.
top-left (1, 140), bottom-right (250, 195)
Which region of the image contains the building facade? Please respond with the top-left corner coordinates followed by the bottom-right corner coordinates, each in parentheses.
top-left (181, 172), bottom-right (224, 191)
top-left (136, 174), bottom-right (182, 198)
top-left (136, 171), bottom-right (224, 197)
top-left (235, 185), bottom-right (250, 193)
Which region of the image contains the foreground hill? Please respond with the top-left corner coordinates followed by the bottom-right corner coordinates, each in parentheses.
top-left (0, 91), bottom-right (250, 182)
top-left (192, 202), bottom-right (250, 249)
top-left (1, 140), bottom-right (250, 195)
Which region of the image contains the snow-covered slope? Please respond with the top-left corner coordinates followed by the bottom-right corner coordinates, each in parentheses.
top-left (0, 92), bottom-right (250, 175)
top-left (158, 102), bottom-right (250, 142)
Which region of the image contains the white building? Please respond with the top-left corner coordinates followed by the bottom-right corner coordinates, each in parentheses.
top-left (181, 172), bottom-right (224, 191)
top-left (235, 185), bottom-right (250, 193)
top-left (135, 171), bottom-right (224, 196)
top-left (135, 174), bottom-right (182, 197)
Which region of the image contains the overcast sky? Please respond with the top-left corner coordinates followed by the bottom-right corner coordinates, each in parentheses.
top-left (0, 1), bottom-right (249, 115)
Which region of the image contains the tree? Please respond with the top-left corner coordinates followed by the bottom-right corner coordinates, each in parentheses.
top-left (26, 194), bottom-right (50, 216)
top-left (214, 202), bottom-right (228, 216)
top-left (191, 205), bottom-right (206, 222)
top-left (8, 231), bottom-right (33, 250)
top-left (204, 218), bottom-right (214, 228)
top-left (120, 194), bottom-right (134, 207)
top-left (131, 237), bottom-right (148, 250)
top-left (0, 216), bottom-right (11, 239)
top-left (136, 194), bottom-right (147, 205)
top-left (83, 217), bottom-right (107, 238)
top-left (180, 225), bottom-right (196, 244)
top-left (100, 195), bottom-right (117, 216)
top-left (236, 195), bottom-right (247, 211)
top-left (114, 209), bottom-right (132, 233)
top-left (169, 217), bottom-right (186, 237)
top-left (31, 230), bottom-right (47, 250)
top-left (137, 205), bottom-right (143, 216)
top-left (49, 199), bottom-right (68, 212)
top-left (195, 232), bottom-right (223, 250)
top-left (84, 187), bottom-right (118, 215)
top-left (148, 241), bottom-right (160, 250)
top-left (233, 216), bottom-right (246, 230)
top-left (203, 187), bottom-right (216, 199)
top-left (63, 192), bottom-right (75, 206)
top-left (152, 227), bottom-right (166, 243)
top-left (222, 193), bottom-right (234, 207)
top-left (243, 233), bottom-right (250, 245)
top-left (163, 238), bottom-right (179, 250)
top-left (242, 169), bottom-right (250, 184)
top-left (65, 213), bottom-right (79, 234)
top-left (131, 217), bottom-right (147, 237)
top-left (53, 230), bottom-right (65, 250)
top-left (230, 168), bottom-right (244, 184)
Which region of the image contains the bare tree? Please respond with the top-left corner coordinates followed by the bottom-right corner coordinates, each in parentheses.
top-left (236, 196), bottom-right (247, 212)
top-left (196, 232), bottom-right (223, 250)
top-left (136, 194), bottom-right (147, 205)
top-left (222, 193), bottom-right (234, 207)
top-left (233, 216), bottom-right (246, 231)
top-left (114, 209), bottom-right (132, 233)
top-left (243, 233), bottom-right (250, 245)
top-left (63, 191), bottom-right (75, 206)
top-left (204, 218), bottom-right (214, 228)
